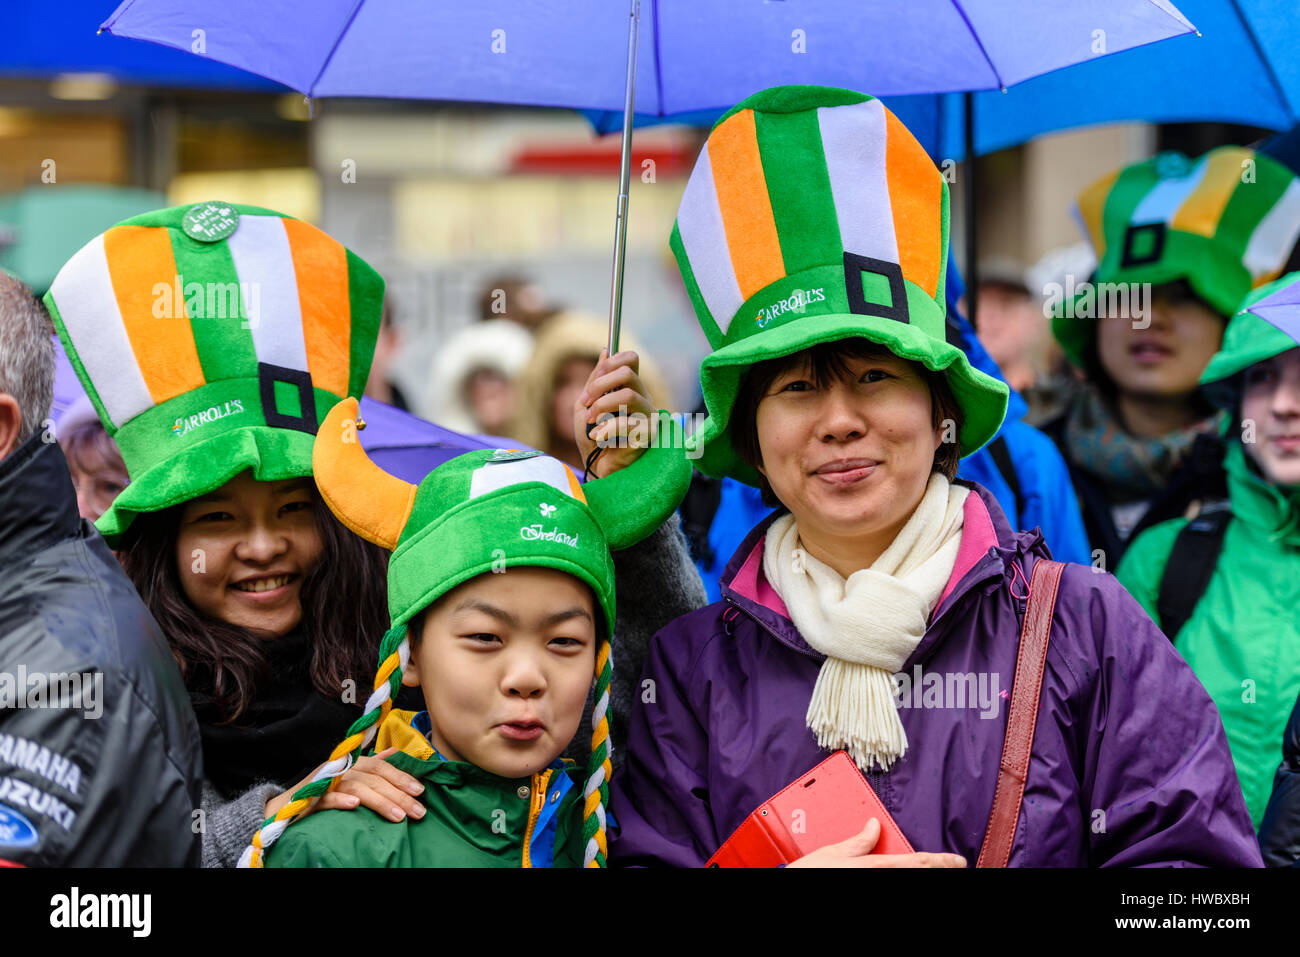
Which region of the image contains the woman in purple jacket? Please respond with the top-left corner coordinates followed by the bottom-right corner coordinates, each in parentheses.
top-left (603, 85), bottom-right (1260, 868)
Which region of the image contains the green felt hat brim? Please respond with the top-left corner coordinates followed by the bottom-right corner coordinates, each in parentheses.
top-left (1051, 234), bottom-right (1243, 369)
top-left (1200, 275), bottom-right (1300, 401)
top-left (95, 426), bottom-right (316, 547)
top-left (687, 313), bottom-right (1009, 486)
top-left (1201, 312), bottom-right (1300, 388)
top-left (581, 411), bottom-right (693, 550)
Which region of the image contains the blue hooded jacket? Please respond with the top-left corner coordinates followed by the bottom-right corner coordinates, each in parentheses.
top-left (947, 262), bottom-right (1091, 565)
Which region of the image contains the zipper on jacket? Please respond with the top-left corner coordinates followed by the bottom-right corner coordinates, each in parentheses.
top-left (520, 768), bottom-right (552, 868)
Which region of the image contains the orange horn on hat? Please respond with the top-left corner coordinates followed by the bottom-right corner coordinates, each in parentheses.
top-left (312, 397), bottom-right (416, 551)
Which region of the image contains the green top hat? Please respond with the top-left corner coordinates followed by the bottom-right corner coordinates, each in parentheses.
top-left (43, 201), bottom-right (384, 546)
top-left (670, 85), bottom-right (1008, 487)
top-left (1055, 147), bottom-right (1300, 368)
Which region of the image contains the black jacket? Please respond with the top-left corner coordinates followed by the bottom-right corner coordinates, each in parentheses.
top-left (1041, 414), bottom-right (1228, 566)
top-left (1260, 693), bottom-right (1300, 867)
top-left (0, 433), bottom-right (202, 865)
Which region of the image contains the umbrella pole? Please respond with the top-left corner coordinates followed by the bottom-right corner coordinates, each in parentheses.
top-left (607, 0), bottom-right (641, 357)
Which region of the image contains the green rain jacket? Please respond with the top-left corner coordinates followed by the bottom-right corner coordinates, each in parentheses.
top-left (265, 709), bottom-right (589, 867)
top-left (1118, 440), bottom-right (1300, 827)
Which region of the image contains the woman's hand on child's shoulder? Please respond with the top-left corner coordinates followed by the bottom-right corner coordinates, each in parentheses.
top-left (574, 348), bottom-right (657, 478)
top-left (264, 746), bottom-right (427, 823)
top-left (785, 819), bottom-right (967, 869)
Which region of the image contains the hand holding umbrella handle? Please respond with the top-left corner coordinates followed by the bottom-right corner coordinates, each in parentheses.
top-left (576, 348), bottom-right (655, 480)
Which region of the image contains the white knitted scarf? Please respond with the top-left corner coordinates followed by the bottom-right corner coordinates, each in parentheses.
top-left (763, 473), bottom-right (969, 772)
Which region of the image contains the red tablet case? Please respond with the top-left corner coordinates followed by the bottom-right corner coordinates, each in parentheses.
top-left (707, 750), bottom-right (914, 867)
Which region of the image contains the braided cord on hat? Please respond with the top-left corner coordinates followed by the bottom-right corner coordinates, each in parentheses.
top-left (582, 638), bottom-right (614, 867)
top-left (239, 624), bottom-right (410, 868)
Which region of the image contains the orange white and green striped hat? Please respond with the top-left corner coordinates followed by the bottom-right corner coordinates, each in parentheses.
top-left (671, 85), bottom-right (1008, 486)
top-left (43, 201), bottom-right (384, 545)
top-left (1055, 146), bottom-right (1300, 367)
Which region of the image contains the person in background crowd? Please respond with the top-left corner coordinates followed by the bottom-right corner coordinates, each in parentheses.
top-left (364, 297), bottom-right (412, 412)
top-left (476, 274), bottom-right (555, 331)
top-left (0, 269), bottom-right (202, 866)
top-left (972, 258), bottom-right (1055, 398)
top-left (1120, 272), bottom-right (1300, 829)
top-left (1022, 244), bottom-right (1094, 426)
top-left (57, 396), bottom-right (129, 522)
top-left (608, 85), bottom-right (1259, 868)
top-left (510, 311), bottom-right (670, 474)
top-left (426, 318), bottom-right (534, 437)
top-left (948, 262), bottom-right (1092, 566)
top-left (1042, 146), bottom-right (1300, 567)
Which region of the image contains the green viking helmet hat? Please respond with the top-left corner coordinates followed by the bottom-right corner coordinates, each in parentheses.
top-left (312, 397), bottom-right (692, 631)
top-left (671, 85), bottom-right (1009, 487)
top-left (43, 201), bottom-right (385, 546)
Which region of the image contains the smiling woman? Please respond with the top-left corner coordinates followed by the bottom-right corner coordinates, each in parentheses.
top-left (119, 473), bottom-right (385, 727)
top-left (608, 84), bottom-right (1262, 869)
top-left (730, 339), bottom-right (963, 573)
top-left (40, 201), bottom-right (439, 867)
top-left (174, 475), bottom-right (322, 637)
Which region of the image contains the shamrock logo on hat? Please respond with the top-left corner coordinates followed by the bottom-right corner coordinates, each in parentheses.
top-left (539, 503), bottom-right (557, 517)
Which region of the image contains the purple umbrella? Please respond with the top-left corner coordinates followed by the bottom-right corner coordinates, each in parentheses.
top-left (101, 0), bottom-right (1196, 353)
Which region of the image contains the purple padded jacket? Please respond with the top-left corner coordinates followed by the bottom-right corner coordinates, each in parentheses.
top-left (609, 482), bottom-right (1261, 867)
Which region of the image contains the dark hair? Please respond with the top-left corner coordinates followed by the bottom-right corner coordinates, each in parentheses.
top-left (118, 485), bottom-right (390, 725)
top-left (730, 338), bottom-right (965, 508)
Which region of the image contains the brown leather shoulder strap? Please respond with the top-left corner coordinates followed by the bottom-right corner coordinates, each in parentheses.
top-left (976, 559), bottom-right (1065, 868)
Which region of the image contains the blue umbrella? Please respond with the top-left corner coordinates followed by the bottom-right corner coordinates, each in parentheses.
top-left (583, 1), bottom-right (1294, 321)
top-left (588, 0), bottom-right (1296, 161)
top-left (2, 0), bottom-right (284, 90)
top-left (101, 0), bottom-right (1196, 349)
top-left (943, 0), bottom-right (1299, 161)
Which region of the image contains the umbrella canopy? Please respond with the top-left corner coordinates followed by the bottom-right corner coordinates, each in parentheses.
top-left (102, 0), bottom-right (1194, 106)
top-left (2, 0), bottom-right (284, 90)
top-left (586, 0), bottom-right (1295, 161)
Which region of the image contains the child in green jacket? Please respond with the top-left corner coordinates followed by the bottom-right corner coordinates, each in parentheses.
top-left (244, 396), bottom-right (688, 867)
